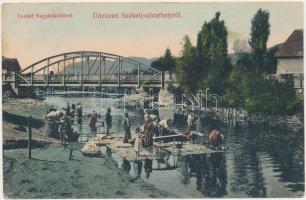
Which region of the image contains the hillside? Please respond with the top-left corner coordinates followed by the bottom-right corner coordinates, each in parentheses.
top-left (62, 57), bottom-right (157, 74)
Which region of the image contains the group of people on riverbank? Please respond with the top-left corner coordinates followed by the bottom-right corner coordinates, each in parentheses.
top-left (86, 108), bottom-right (171, 155)
top-left (52, 101), bottom-right (224, 150)
top-left (88, 108), bottom-right (112, 136)
top-left (131, 110), bottom-right (224, 156)
top-left (64, 102), bottom-right (83, 120)
top-left (87, 108), bottom-right (162, 149)
top-left (46, 102), bottom-right (81, 145)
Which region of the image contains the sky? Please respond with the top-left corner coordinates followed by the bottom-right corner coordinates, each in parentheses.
top-left (2, 2), bottom-right (304, 69)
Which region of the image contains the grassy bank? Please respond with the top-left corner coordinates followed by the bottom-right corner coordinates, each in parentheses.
top-left (2, 98), bottom-right (59, 147)
top-left (2, 98), bottom-right (49, 119)
top-left (3, 146), bottom-right (174, 198)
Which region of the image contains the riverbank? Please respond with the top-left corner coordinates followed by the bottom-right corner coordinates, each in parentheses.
top-left (209, 107), bottom-right (304, 130)
top-left (2, 98), bottom-right (59, 149)
top-left (176, 106), bottom-right (304, 131)
top-left (3, 146), bottom-right (174, 198)
top-left (2, 97), bottom-right (49, 119)
top-left (2, 97), bottom-right (174, 198)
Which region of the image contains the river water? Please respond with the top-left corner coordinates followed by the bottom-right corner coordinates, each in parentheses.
top-left (44, 96), bottom-right (304, 198)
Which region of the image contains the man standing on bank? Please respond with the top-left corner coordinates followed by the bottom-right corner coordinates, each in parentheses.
top-left (105, 108), bottom-right (112, 136)
top-left (89, 110), bottom-right (98, 134)
top-left (122, 112), bottom-right (131, 143)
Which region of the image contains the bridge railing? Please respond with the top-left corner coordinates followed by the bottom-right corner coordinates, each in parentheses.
top-left (19, 73), bottom-right (161, 84)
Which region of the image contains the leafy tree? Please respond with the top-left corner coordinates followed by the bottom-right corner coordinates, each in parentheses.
top-left (225, 8), bottom-right (303, 115)
top-left (151, 47), bottom-right (176, 72)
top-left (249, 9), bottom-right (270, 74)
top-left (167, 9), bottom-right (302, 116)
top-left (262, 45), bottom-right (279, 74)
top-left (223, 67), bottom-right (248, 108)
top-left (243, 77), bottom-right (302, 115)
top-left (176, 35), bottom-right (201, 93)
top-left (197, 12), bottom-right (231, 95)
top-left (235, 53), bottom-right (256, 76)
top-left (224, 71), bottom-right (303, 115)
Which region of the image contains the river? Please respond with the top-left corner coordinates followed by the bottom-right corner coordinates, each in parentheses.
top-left (44, 95), bottom-right (304, 198)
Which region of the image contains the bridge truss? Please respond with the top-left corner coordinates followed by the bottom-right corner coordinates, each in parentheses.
top-left (17, 51), bottom-right (162, 89)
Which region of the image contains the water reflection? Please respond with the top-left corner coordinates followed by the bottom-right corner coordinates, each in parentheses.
top-left (155, 153), bottom-right (171, 170)
top-left (122, 158), bottom-right (131, 172)
top-left (134, 160), bottom-right (143, 178)
top-left (230, 150), bottom-right (267, 197)
top-left (117, 152), bottom-right (228, 197)
top-left (179, 153), bottom-right (227, 197)
top-left (144, 159), bottom-right (153, 178)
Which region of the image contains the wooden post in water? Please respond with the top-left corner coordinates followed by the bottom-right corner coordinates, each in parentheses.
top-left (28, 115), bottom-right (32, 159)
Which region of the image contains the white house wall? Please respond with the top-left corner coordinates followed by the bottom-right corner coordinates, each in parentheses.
top-left (276, 58), bottom-right (304, 74)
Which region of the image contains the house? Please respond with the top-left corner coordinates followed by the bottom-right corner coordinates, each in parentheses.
top-left (2, 56), bottom-right (21, 82)
top-left (2, 57), bottom-right (21, 97)
top-left (274, 29), bottom-right (303, 93)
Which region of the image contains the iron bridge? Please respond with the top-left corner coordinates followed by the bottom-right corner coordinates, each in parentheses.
top-left (16, 51), bottom-right (163, 89)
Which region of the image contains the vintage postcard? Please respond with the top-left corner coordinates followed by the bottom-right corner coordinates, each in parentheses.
top-left (1, 1), bottom-right (304, 198)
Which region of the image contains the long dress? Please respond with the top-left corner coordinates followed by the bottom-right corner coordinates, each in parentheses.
top-left (144, 122), bottom-right (153, 147)
top-left (187, 114), bottom-right (193, 129)
top-left (134, 137), bottom-right (142, 155)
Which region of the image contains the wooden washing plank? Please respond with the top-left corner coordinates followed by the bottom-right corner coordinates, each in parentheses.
top-left (88, 131), bottom-right (223, 162)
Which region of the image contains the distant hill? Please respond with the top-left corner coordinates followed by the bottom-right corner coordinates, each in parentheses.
top-left (128, 57), bottom-right (157, 66)
top-left (61, 57), bottom-right (157, 75)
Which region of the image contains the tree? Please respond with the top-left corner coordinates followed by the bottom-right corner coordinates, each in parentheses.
top-left (262, 45), bottom-right (279, 74)
top-left (249, 9), bottom-right (270, 74)
top-left (235, 53), bottom-right (256, 76)
top-left (197, 12), bottom-right (230, 95)
top-left (224, 69), bottom-right (303, 115)
top-left (243, 77), bottom-right (302, 115)
top-left (176, 35), bottom-right (200, 93)
top-left (223, 9), bottom-right (303, 115)
top-left (223, 67), bottom-right (248, 108)
top-left (151, 47), bottom-right (176, 72)
top-left (231, 9), bottom-right (272, 78)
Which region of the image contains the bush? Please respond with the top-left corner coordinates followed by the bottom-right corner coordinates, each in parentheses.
top-left (223, 71), bottom-right (303, 115)
top-left (247, 78), bottom-right (302, 115)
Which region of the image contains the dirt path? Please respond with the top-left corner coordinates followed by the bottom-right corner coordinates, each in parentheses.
top-left (3, 146), bottom-right (175, 198)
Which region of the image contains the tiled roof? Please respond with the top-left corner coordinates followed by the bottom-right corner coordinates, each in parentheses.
top-left (275, 29), bottom-right (303, 58)
top-left (2, 57), bottom-right (21, 71)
